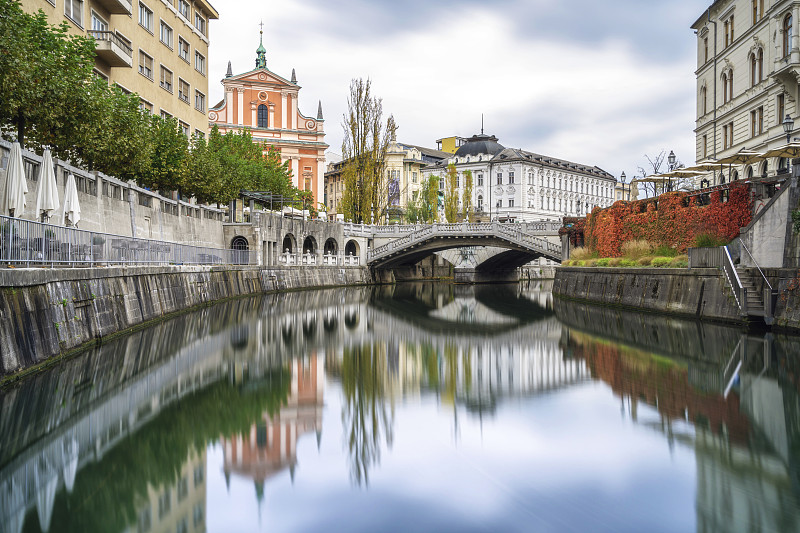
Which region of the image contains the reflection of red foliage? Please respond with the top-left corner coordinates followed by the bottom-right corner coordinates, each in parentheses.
top-left (569, 337), bottom-right (751, 445)
top-left (582, 183), bottom-right (752, 257)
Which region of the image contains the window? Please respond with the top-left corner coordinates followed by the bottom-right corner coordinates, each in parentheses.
top-left (700, 86), bottom-right (707, 115)
top-left (91, 11), bottom-right (107, 32)
top-left (160, 20), bottom-right (173, 48)
top-left (195, 51), bottom-right (205, 75)
top-left (750, 49), bottom-right (763, 86)
top-left (195, 90), bottom-right (205, 112)
top-left (139, 50), bottom-right (153, 80)
top-left (178, 79), bottom-right (189, 103)
top-left (508, 171), bottom-right (515, 184)
top-left (158, 490), bottom-right (171, 519)
top-left (496, 172), bottom-right (502, 185)
top-left (784, 13), bottom-right (793, 58)
top-left (193, 504), bottom-right (204, 527)
top-left (753, 0), bottom-right (758, 25)
top-left (194, 129), bottom-right (205, 140)
top-left (92, 68), bottom-right (108, 82)
top-left (477, 173), bottom-right (483, 186)
top-left (723, 122), bottom-right (734, 149)
top-left (195, 12), bottom-right (206, 35)
top-left (751, 106), bottom-right (763, 137)
top-left (477, 195), bottom-right (483, 211)
top-left (724, 15), bottom-right (734, 47)
top-left (178, 0), bottom-right (190, 18)
top-left (703, 37), bottom-right (708, 63)
top-left (160, 110), bottom-right (172, 120)
top-left (179, 121), bottom-right (189, 136)
top-left (257, 104), bottom-right (268, 127)
top-left (778, 93), bottom-right (786, 125)
top-left (65, 0), bottom-right (83, 26)
top-left (412, 171), bottom-right (417, 183)
top-left (508, 199), bottom-right (514, 208)
top-left (496, 199), bottom-right (502, 208)
top-left (722, 71), bottom-right (733, 103)
top-left (178, 37), bottom-right (189, 62)
top-left (139, 2), bottom-right (153, 32)
top-left (160, 66), bottom-right (173, 92)
top-left (140, 99), bottom-right (153, 114)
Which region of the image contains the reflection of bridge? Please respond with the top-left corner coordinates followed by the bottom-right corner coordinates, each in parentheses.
top-left (365, 222), bottom-right (562, 272)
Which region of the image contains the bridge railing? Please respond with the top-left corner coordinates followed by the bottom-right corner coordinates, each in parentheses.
top-left (345, 220), bottom-right (563, 238)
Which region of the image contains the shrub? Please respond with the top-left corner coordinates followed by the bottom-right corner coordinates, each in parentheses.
top-left (585, 259), bottom-right (598, 267)
top-left (596, 258), bottom-right (611, 267)
top-left (670, 255), bottom-right (689, 268)
top-left (694, 233), bottom-right (728, 248)
top-left (637, 256), bottom-right (654, 266)
top-left (651, 257), bottom-right (672, 268)
top-left (609, 258), bottom-right (622, 267)
top-left (619, 259), bottom-right (637, 267)
top-left (577, 260), bottom-right (586, 267)
top-left (570, 247), bottom-right (594, 260)
top-left (652, 245), bottom-right (679, 258)
top-left (621, 240), bottom-right (653, 259)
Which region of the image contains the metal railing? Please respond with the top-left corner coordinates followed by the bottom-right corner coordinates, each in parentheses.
top-left (276, 252), bottom-right (360, 267)
top-left (0, 215), bottom-right (254, 267)
top-left (722, 245), bottom-right (746, 314)
top-left (342, 220), bottom-right (562, 238)
top-left (740, 241), bottom-right (778, 320)
top-left (88, 30), bottom-right (133, 56)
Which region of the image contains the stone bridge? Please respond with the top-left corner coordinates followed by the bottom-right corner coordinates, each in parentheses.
top-left (365, 222), bottom-right (562, 277)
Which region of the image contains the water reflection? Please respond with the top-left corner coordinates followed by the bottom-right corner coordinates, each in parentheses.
top-left (1, 283), bottom-right (800, 532)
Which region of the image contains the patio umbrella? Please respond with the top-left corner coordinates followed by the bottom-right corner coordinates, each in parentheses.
top-left (34, 149), bottom-right (59, 223)
top-left (1, 142), bottom-right (28, 217)
top-left (60, 173), bottom-right (80, 227)
top-left (761, 142), bottom-right (800, 159)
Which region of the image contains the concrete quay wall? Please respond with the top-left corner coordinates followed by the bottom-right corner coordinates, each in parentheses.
top-left (0, 265), bottom-right (370, 380)
top-left (553, 267), bottom-right (744, 324)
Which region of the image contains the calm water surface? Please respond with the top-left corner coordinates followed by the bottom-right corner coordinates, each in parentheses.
top-left (2, 282), bottom-right (800, 533)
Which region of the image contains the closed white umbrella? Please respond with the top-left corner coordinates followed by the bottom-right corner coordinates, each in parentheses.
top-left (1, 142), bottom-right (28, 217)
top-left (34, 149), bottom-right (59, 222)
top-left (61, 173), bottom-right (80, 227)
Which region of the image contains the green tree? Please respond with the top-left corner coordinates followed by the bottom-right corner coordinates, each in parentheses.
top-left (340, 78), bottom-right (395, 223)
top-left (444, 163), bottom-right (458, 222)
top-left (462, 170), bottom-right (474, 222)
top-left (0, 1), bottom-right (101, 154)
top-left (136, 115), bottom-right (189, 193)
top-left (420, 174), bottom-right (439, 223)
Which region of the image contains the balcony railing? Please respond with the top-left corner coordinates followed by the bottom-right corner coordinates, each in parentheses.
top-left (89, 30), bottom-right (133, 68)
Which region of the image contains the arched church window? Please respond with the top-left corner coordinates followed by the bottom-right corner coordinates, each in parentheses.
top-left (258, 104), bottom-right (269, 128)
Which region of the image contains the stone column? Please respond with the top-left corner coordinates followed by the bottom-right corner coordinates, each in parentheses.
top-left (291, 94), bottom-right (298, 130)
top-left (251, 103), bottom-right (257, 128)
top-left (317, 157), bottom-right (325, 209)
top-left (269, 103), bottom-right (275, 129)
top-left (794, 6), bottom-right (800, 63)
top-left (225, 88), bottom-right (234, 122)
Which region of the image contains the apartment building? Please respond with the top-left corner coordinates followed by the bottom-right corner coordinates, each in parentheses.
top-left (20, 0), bottom-right (218, 137)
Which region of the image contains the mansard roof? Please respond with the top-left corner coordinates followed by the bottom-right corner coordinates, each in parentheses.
top-left (453, 133), bottom-right (505, 157)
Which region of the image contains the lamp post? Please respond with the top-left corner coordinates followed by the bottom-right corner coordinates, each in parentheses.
top-left (667, 150), bottom-right (676, 192)
top-left (620, 171), bottom-right (630, 201)
top-left (783, 114), bottom-right (795, 144)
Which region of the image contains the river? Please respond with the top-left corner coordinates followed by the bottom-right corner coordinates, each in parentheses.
top-left (1, 281), bottom-right (799, 533)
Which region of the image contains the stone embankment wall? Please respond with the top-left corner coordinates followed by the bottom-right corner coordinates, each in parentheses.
top-left (0, 265), bottom-right (370, 380)
top-left (553, 267), bottom-right (743, 324)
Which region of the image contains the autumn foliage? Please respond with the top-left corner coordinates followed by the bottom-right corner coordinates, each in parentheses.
top-left (580, 183), bottom-right (752, 257)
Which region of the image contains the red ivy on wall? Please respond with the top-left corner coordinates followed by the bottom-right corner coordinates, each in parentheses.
top-left (578, 183), bottom-right (752, 257)
top-left (559, 217), bottom-right (586, 247)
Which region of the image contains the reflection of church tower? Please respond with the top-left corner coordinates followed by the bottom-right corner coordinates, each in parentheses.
top-left (221, 355), bottom-right (324, 495)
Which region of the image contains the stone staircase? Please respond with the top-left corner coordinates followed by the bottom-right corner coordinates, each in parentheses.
top-left (736, 266), bottom-right (767, 318)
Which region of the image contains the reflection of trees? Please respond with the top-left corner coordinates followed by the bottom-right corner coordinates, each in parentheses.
top-left (340, 344), bottom-right (394, 486)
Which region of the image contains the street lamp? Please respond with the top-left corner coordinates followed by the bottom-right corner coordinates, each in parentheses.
top-left (783, 114), bottom-right (795, 144)
top-left (667, 150), bottom-right (676, 192)
top-left (620, 171), bottom-right (629, 201)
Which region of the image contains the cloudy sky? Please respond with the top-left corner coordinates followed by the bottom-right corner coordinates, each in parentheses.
top-left (208, 0), bottom-right (711, 179)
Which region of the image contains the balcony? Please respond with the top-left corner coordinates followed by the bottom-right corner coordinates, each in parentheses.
top-left (90, 31), bottom-right (132, 68)
top-left (92, 0), bottom-right (132, 14)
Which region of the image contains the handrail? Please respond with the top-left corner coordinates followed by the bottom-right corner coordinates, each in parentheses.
top-left (739, 241), bottom-right (772, 290)
top-left (722, 245), bottom-right (745, 312)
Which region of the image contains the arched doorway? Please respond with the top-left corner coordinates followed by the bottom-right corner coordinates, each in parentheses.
top-left (303, 236), bottom-right (317, 255)
top-left (324, 238), bottom-right (338, 256)
top-left (345, 240), bottom-right (359, 257)
top-left (282, 233), bottom-right (296, 254)
top-left (230, 236), bottom-right (249, 265)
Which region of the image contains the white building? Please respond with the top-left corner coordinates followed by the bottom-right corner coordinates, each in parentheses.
top-left (421, 133), bottom-right (616, 222)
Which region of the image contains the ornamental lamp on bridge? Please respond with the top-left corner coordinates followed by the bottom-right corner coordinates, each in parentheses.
top-left (783, 114), bottom-right (795, 144)
top-left (667, 150), bottom-right (676, 192)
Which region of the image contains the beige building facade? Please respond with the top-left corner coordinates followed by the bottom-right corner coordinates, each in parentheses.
top-left (20, 0), bottom-right (218, 137)
top-left (693, 0), bottom-right (800, 183)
